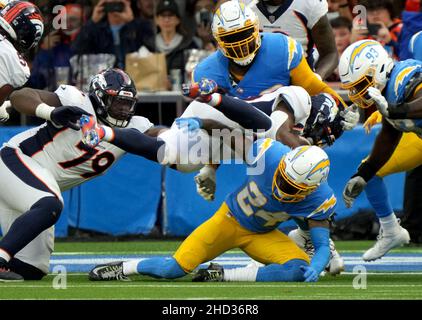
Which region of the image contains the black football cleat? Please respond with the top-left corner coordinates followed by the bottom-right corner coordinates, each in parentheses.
top-left (0, 258), bottom-right (24, 282)
top-left (192, 263), bottom-right (224, 282)
top-left (88, 261), bottom-right (130, 281)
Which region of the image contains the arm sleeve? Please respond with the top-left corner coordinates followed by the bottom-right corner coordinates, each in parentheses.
top-left (307, 0), bottom-right (328, 29)
top-left (290, 56), bottom-right (347, 107)
top-left (216, 95), bottom-right (272, 131)
top-left (309, 226), bottom-right (330, 274)
top-left (111, 128), bottom-right (165, 163)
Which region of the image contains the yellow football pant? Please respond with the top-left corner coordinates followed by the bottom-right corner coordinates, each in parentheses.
top-left (376, 132), bottom-right (422, 177)
top-left (173, 202), bottom-right (310, 273)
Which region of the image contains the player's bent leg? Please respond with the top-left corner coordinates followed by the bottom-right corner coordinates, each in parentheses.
top-left (0, 196), bottom-right (62, 260)
top-left (359, 132), bottom-right (422, 260)
top-left (363, 177), bottom-right (410, 261)
top-left (132, 257), bottom-right (185, 279)
top-left (89, 257), bottom-right (186, 281)
top-left (173, 202), bottom-right (237, 273)
top-left (0, 147), bottom-right (62, 270)
top-left (89, 203), bottom-right (237, 281)
top-left (193, 228), bottom-right (310, 282)
top-left (255, 259), bottom-right (308, 282)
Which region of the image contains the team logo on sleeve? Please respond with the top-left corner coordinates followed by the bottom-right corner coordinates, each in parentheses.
top-left (251, 138), bottom-right (273, 164)
top-left (287, 37), bottom-right (298, 69)
top-left (308, 195), bottom-right (337, 218)
top-left (394, 66), bottom-right (419, 97)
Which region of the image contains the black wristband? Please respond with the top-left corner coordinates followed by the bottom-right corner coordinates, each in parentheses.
top-left (388, 103), bottom-right (409, 119)
top-left (353, 161), bottom-right (377, 182)
top-left (339, 3), bottom-right (349, 8)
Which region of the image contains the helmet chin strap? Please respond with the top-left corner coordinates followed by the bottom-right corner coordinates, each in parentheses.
top-left (233, 54), bottom-right (256, 66)
top-left (105, 114), bottom-right (128, 128)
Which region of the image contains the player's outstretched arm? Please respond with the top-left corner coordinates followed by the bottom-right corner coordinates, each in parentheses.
top-left (290, 56), bottom-right (346, 108)
top-left (311, 15), bottom-right (339, 80)
top-left (302, 219), bottom-right (331, 282)
top-left (80, 115), bottom-right (166, 163)
top-left (10, 88), bottom-right (91, 130)
top-left (183, 80), bottom-right (272, 131)
top-left (9, 87), bottom-right (62, 114)
top-left (343, 118), bottom-right (402, 208)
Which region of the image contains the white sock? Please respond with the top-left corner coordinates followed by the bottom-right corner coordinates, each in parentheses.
top-left (0, 249), bottom-right (11, 262)
top-left (223, 265), bottom-right (259, 282)
top-left (122, 259), bottom-right (142, 276)
top-left (379, 213), bottom-right (399, 235)
top-left (296, 228), bottom-right (310, 238)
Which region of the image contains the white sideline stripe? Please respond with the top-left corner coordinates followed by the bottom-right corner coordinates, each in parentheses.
top-left (52, 272), bottom-right (422, 276)
top-left (50, 256), bottom-right (422, 265)
top-left (51, 250), bottom-right (422, 255)
top-left (3, 284), bottom-right (422, 289)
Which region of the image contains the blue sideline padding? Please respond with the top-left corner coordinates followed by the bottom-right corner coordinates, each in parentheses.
top-left (164, 125), bottom-right (405, 236)
top-left (67, 154), bottom-right (162, 236)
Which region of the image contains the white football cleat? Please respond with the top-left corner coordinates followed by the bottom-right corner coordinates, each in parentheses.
top-left (363, 225), bottom-right (410, 261)
top-left (288, 228), bottom-right (344, 276)
top-left (326, 240), bottom-right (344, 275)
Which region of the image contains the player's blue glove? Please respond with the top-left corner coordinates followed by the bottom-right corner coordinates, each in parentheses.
top-left (182, 78), bottom-right (218, 102)
top-left (175, 117), bottom-right (203, 132)
top-left (50, 106), bottom-right (92, 130)
top-left (300, 265), bottom-right (319, 282)
top-left (80, 115), bottom-right (106, 148)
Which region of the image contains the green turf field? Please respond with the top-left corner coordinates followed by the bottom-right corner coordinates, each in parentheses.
top-left (1, 240), bottom-right (422, 300)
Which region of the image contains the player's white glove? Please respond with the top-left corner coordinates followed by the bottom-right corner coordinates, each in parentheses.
top-left (0, 100), bottom-right (12, 122)
top-left (194, 165), bottom-right (216, 201)
top-left (339, 104), bottom-right (360, 130)
top-left (343, 175), bottom-right (367, 208)
top-left (367, 87), bottom-right (389, 117)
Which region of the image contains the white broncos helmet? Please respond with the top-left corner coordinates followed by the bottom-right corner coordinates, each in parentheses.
top-left (339, 39), bottom-right (394, 108)
top-left (273, 145), bottom-right (330, 202)
top-left (212, 0), bottom-right (261, 66)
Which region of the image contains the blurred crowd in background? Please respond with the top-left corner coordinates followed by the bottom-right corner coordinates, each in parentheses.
top-left (1, 0), bottom-right (417, 126)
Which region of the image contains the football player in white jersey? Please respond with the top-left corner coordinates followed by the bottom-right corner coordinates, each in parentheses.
top-left (0, 1), bottom-right (44, 122)
top-left (0, 68), bottom-right (157, 281)
top-left (249, 0), bottom-right (338, 80)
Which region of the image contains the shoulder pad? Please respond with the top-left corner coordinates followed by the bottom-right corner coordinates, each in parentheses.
top-left (404, 73), bottom-right (422, 102)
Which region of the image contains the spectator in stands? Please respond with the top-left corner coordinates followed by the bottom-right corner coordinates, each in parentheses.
top-left (72, 0), bottom-right (153, 69)
top-left (351, 0), bottom-right (402, 59)
top-left (327, 0), bottom-right (354, 22)
top-left (250, 0), bottom-right (339, 80)
top-left (143, 0), bottom-right (198, 87)
top-left (28, 3), bottom-right (85, 90)
top-left (326, 16), bottom-right (352, 81)
top-left (191, 0), bottom-right (216, 51)
top-left (398, 0), bottom-right (422, 60)
top-left (137, 0), bottom-right (155, 20)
